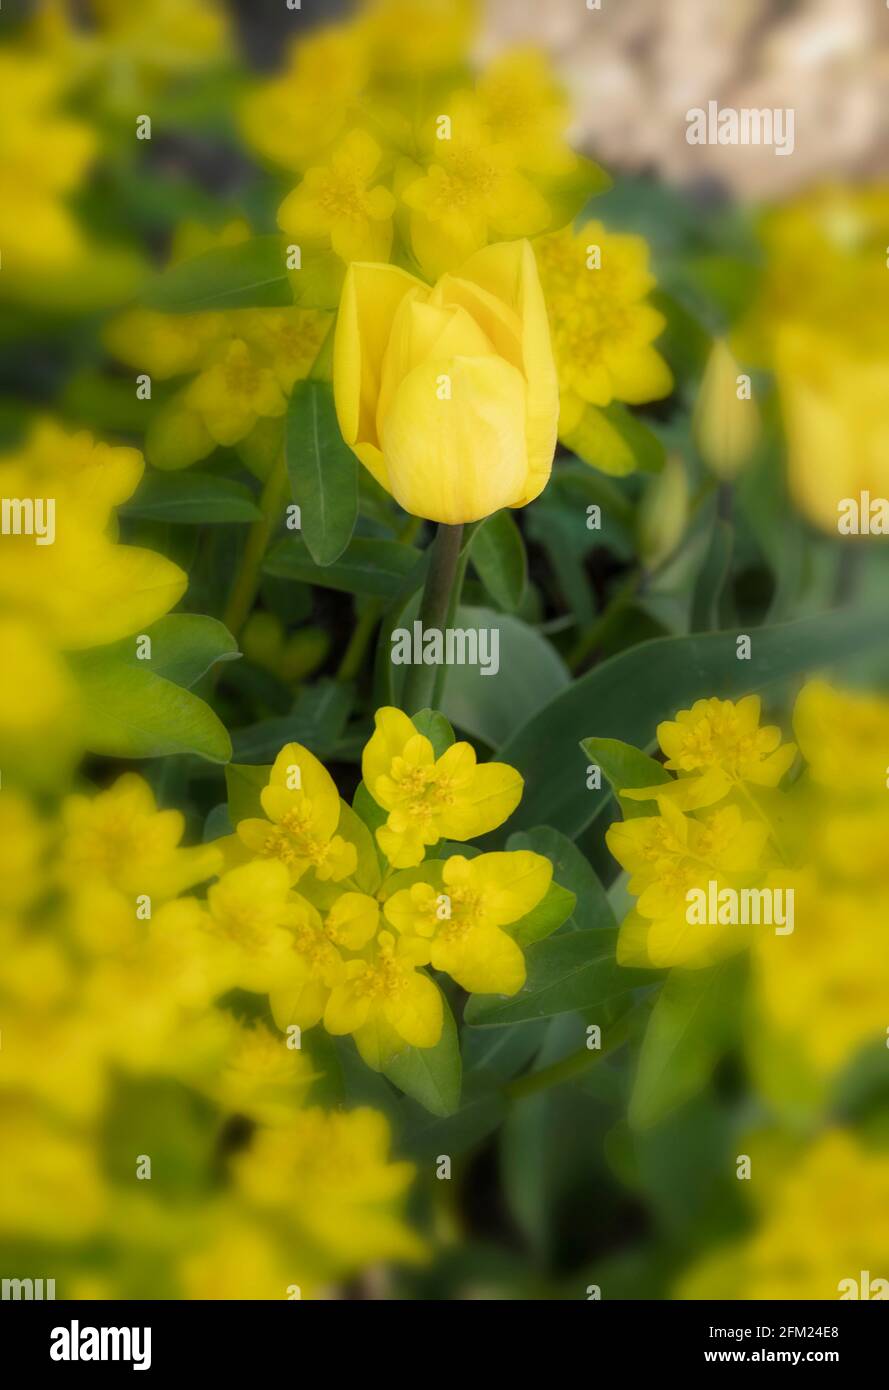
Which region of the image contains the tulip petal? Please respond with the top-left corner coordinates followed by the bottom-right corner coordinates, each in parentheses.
top-left (334, 261), bottom-right (424, 487)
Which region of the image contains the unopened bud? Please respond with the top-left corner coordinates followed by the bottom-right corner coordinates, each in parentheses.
top-left (637, 454), bottom-right (689, 568)
top-left (692, 339), bottom-right (761, 481)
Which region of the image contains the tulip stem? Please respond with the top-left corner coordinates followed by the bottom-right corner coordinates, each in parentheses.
top-left (401, 521), bottom-right (464, 714)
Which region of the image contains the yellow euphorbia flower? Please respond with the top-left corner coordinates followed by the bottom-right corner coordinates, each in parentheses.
top-left (536, 220), bottom-right (672, 419)
top-left (278, 129), bottom-right (395, 264)
top-left (608, 799), bottom-right (769, 968)
top-left (0, 427), bottom-right (186, 650)
top-left (794, 679), bottom-right (889, 794)
top-left (240, 308), bottom-right (331, 393)
top-left (179, 1214), bottom-right (308, 1301)
top-left (60, 773), bottom-right (221, 901)
top-left (622, 696), bottom-right (796, 812)
top-left (359, 0), bottom-right (476, 76)
top-left (403, 101), bottom-right (551, 280)
top-left (0, 791), bottom-right (47, 911)
top-left (679, 1131), bottom-right (889, 1300)
top-left (239, 26), bottom-right (368, 175)
top-left (214, 1021), bottom-right (316, 1126)
top-left (384, 850), bottom-right (551, 994)
top-left (362, 706), bottom-right (523, 867)
top-left (0, 616), bottom-right (76, 736)
top-left (235, 1106), bottom-right (424, 1267)
top-left (185, 338), bottom-right (287, 447)
top-left (268, 892), bottom-right (379, 1032)
top-left (334, 239), bottom-right (559, 523)
top-left (201, 860), bottom-right (302, 993)
top-left (236, 742), bottom-right (358, 884)
top-left (324, 930), bottom-right (442, 1067)
top-left (472, 48), bottom-right (575, 178)
top-left (103, 308), bottom-right (224, 380)
top-left (753, 874), bottom-right (889, 1076)
top-left (0, 52), bottom-right (96, 273)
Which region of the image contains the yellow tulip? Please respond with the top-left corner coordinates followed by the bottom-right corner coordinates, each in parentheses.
top-left (333, 239), bottom-right (559, 523)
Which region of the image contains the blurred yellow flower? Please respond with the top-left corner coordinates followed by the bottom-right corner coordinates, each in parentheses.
top-left (680, 1131), bottom-right (889, 1300)
top-left (185, 338), bottom-right (287, 448)
top-left (235, 1105), bottom-right (424, 1268)
top-left (278, 129), bottom-right (395, 265)
top-left (240, 26), bottom-right (368, 175)
top-left (608, 799), bottom-right (769, 969)
top-left (403, 99), bottom-right (551, 280)
top-left (535, 220), bottom-right (672, 438)
top-left (334, 239), bottom-right (558, 523)
top-left (213, 1021), bottom-right (316, 1127)
top-left (793, 679), bottom-right (889, 793)
top-left (0, 52), bottom-right (96, 273)
top-left (362, 707), bottom-right (524, 867)
top-left (61, 773), bottom-right (221, 901)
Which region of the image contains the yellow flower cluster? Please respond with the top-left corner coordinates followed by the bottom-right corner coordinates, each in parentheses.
top-left (0, 771), bottom-right (423, 1297)
top-left (534, 220), bottom-right (673, 466)
top-left (212, 707), bottom-right (552, 1068)
top-left (741, 185), bottom-right (889, 533)
top-left (105, 222), bottom-right (331, 471)
top-left (680, 1130), bottom-right (889, 1300)
top-left (0, 420), bottom-right (186, 777)
top-left (607, 682), bottom-right (889, 1081)
top-left (240, 0), bottom-right (675, 486)
top-left (0, 49), bottom-right (96, 275)
top-left (242, 4), bottom-right (578, 282)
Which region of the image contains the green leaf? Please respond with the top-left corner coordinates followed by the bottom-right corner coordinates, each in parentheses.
top-left (509, 881), bottom-right (576, 948)
top-left (84, 615), bottom-right (240, 691)
top-left (382, 993), bottom-right (462, 1116)
top-left (630, 959), bottom-right (744, 1129)
top-left (471, 510), bottom-right (527, 612)
top-left (225, 763), bottom-right (270, 825)
top-left (142, 236), bottom-right (293, 312)
top-left (464, 928), bottom-right (654, 1027)
top-left (69, 651), bottom-right (231, 763)
top-left (411, 708), bottom-right (455, 758)
top-left (120, 470), bottom-right (262, 524)
top-left (231, 679), bottom-right (351, 763)
top-left (285, 379), bottom-right (358, 566)
top-left (440, 605), bottom-right (570, 748)
top-left (399, 1072), bottom-right (505, 1159)
top-left (264, 535), bottom-right (418, 599)
top-left (507, 826), bottom-right (615, 932)
top-left (580, 737), bottom-right (671, 819)
top-left (500, 607), bottom-right (889, 839)
top-left (561, 401), bottom-right (665, 477)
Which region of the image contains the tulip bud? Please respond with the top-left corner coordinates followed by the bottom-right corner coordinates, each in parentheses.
top-left (637, 453), bottom-right (689, 568)
top-left (692, 339), bottom-right (761, 481)
top-left (334, 241), bottom-right (559, 524)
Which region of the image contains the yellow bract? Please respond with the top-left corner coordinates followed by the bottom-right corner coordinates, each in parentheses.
top-left (236, 742), bottom-right (358, 884)
top-left (535, 220), bottom-right (672, 432)
top-left (361, 706), bottom-right (523, 865)
top-left (278, 129), bottom-right (395, 265)
top-left (334, 240), bottom-right (559, 523)
top-left (384, 849), bottom-right (551, 994)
